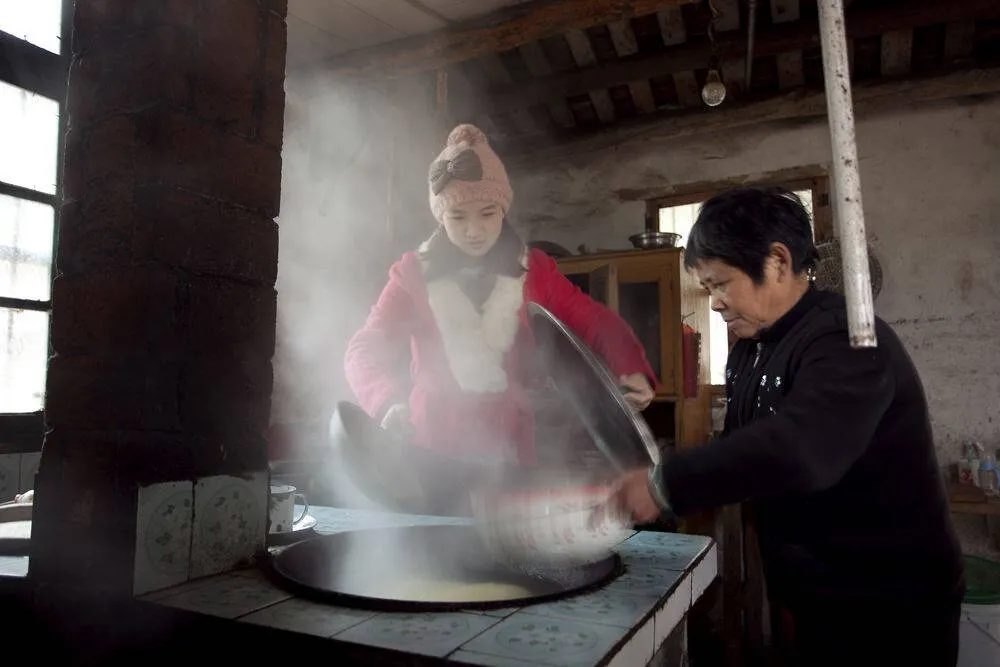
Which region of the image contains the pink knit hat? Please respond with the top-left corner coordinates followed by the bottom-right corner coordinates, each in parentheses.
top-left (428, 124), bottom-right (513, 221)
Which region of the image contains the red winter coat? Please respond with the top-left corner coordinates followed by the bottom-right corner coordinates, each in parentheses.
top-left (344, 248), bottom-right (655, 466)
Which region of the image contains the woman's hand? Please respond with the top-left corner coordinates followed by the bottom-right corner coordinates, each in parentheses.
top-left (620, 373), bottom-right (655, 411)
top-left (380, 403), bottom-right (414, 437)
top-left (608, 468), bottom-right (661, 525)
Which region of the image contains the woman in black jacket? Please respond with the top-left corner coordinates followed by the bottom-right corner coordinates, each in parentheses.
top-left (610, 187), bottom-right (964, 666)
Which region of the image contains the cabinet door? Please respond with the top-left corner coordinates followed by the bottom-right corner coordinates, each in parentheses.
top-left (561, 261), bottom-right (618, 310)
top-left (615, 254), bottom-right (680, 396)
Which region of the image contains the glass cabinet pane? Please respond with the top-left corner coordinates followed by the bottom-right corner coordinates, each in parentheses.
top-left (566, 273), bottom-right (592, 296)
top-left (618, 281), bottom-right (661, 383)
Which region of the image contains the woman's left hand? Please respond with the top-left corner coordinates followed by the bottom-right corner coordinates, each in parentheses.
top-left (620, 373), bottom-right (655, 411)
top-left (607, 468), bottom-right (661, 525)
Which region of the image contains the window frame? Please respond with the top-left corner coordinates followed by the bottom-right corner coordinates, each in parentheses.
top-left (0, 5), bottom-right (71, 454)
top-left (644, 168), bottom-right (833, 394)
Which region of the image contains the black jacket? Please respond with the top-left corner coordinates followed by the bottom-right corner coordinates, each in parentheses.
top-left (661, 286), bottom-right (963, 606)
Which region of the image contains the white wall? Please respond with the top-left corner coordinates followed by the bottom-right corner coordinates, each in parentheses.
top-left (272, 71), bottom-right (445, 425)
top-left (508, 95), bottom-right (1000, 556)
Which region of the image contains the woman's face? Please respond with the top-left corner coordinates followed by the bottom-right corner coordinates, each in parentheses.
top-left (441, 200), bottom-right (503, 257)
top-left (693, 245), bottom-right (795, 339)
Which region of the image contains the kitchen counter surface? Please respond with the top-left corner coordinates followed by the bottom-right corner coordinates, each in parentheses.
top-left (140, 506), bottom-right (717, 667)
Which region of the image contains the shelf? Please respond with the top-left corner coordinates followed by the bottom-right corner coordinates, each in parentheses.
top-left (947, 484), bottom-right (1000, 516)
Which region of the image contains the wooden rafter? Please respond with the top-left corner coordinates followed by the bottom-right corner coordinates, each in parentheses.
top-left (324, 0), bottom-right (700, 78)
top-left (481, 0), bottom-right (1000, 115)
top-left (505, 66), bottom-right (1000, 164)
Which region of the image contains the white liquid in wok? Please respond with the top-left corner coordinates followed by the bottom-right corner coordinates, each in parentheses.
top-left (388, 579), bottom-right (534, 603)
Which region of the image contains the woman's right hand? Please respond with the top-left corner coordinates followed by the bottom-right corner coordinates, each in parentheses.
top-left (380, 403), bottom-right (414, 437)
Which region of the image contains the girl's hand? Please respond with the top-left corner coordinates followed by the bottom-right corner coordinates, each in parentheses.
top-left (380, 404), bottom-right (414, 437)
top-left (620, 373), bottom-right (655, 411)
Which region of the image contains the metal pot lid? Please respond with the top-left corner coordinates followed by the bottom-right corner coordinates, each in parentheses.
top-left (329, 401), bottom-right (503, 517)
top-left (527, 302), bottom-right (660, 472)
top-left (329, 401), bottom-right (613, 517)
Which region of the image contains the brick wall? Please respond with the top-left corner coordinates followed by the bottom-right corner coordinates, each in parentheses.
top-left (30, 0), bottom-right (286, 602)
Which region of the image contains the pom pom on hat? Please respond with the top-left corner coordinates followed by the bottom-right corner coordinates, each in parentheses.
top-left (429, 124), bottom-right (512, 221)
top-left (447, 124), bottom-right (489, 147)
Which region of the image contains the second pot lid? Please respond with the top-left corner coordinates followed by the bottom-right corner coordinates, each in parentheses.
top-left (527, 302), bottom-right (660, 472)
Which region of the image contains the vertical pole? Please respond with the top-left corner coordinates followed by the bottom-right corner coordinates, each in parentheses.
top-left (817, 0), bottom-right (877, 348)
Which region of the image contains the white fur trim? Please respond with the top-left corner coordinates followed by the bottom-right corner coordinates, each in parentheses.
top-left (425, 274), bottom-right (525, 393)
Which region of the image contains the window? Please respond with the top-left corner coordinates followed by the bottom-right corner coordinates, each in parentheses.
top-left (650, 179), bottom-right (825, 386)
top-left (0, 3), bottom-right (68, 448)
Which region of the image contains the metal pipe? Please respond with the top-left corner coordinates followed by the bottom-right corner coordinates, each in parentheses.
top-left (817, 0), bottom-right (877, 348)
top-left (745, 0), bottom-right (758, 89)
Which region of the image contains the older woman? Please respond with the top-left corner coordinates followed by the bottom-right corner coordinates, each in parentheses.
top-left (611, 187), bottom-right (964, 667)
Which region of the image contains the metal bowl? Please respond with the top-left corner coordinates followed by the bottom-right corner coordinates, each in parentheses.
top-left (629, 231), bottom-right (681, 250)
top-left (470, 485), bottom-right (633, 566)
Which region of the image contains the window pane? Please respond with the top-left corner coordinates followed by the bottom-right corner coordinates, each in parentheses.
top-left (0, 308), bottom-right (48, 412)
top-left (0, 194), bottom-right (54, 301)
top-left (0, 80), bottom-right (60, 195)
top-left (0, 1), bottom-right (63, 55)
top-left (658, 202), bottom-right (700, 243)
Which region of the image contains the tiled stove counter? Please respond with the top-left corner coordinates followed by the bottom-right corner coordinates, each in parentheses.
top-left (139, 507), bottom-right (717, 667)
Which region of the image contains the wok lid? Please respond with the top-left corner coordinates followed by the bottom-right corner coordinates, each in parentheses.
top-left (329, 401), bottom-right (609, 517)
top-left (329, 401), bottom-right (503, 517)
top-left (527, 302), bottom-right (660, 472)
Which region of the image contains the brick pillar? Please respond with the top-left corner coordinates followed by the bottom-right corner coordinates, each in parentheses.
top-left (31, 0), bottom-right (286, 606)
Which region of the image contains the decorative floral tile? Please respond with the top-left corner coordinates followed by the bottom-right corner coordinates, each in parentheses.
top-left (461, 612), bottom-right (628, 667)
top-left (18, 452), bottom-right (41, 493)
top-left (134, 480), bottom-right (194, 596)
top-left (653, 574), bottom-right (692, 646)
top-left (607, 619), bottom-right (655, 667)
top-left (525, 587), bottom-right (661, 629)
top-left (690, 544), bottom-right (718, 603)
top-left (239, 597), bottom-right (376, 637)
top-left (0, 454), bottom-right (19, 502)
top-left (335, 612), bottom-right (500, 658)
top-left (474, 605), bottom-right (521, 618)
top-left (603, 565), bottom-right (684, 597)
top-left (615, 532), bottom-right (711, 571)
top-left (191, 472), bottom-right (268, 578)
top-left (449, 649), bottom-right (552, 667)
top-left (138, 574), bottom-right (225, 601)
top-left (155, 573), bottom-right (290, 618)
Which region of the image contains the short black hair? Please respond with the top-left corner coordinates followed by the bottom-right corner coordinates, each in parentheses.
top-left (683, 186), bottom-right (819, 284)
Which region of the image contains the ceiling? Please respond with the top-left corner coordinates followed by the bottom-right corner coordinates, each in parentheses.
top-left (285, 0), bottom-right (1000, 154)
top-left (286, 0), bottom-right (532, 69)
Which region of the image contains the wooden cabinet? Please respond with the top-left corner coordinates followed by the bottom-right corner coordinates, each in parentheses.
top-left (556, 248), bottom-right (713, 450)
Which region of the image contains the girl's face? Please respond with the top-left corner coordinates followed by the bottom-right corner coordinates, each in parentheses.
top-left (441, 200), bottom-right (503, 257)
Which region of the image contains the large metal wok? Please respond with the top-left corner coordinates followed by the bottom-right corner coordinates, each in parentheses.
top-left (268, 303), bottom-right (657, 608)
top-left (266, 524), bottom-right (623, 612)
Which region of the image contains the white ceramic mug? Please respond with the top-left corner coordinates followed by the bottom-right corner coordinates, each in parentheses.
top-left (269, 484), bottom-right (308, 534)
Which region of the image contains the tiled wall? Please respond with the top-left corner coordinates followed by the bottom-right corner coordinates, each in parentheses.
top-left (133, 472), bottom-right (268, 597)
top-left (0, 452), bottom-right (41, 502)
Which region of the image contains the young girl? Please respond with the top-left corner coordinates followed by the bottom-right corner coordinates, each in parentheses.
top-left (344, 124), bottom-right (655, 466)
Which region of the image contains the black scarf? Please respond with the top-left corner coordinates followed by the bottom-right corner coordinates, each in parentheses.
top-left (420, 222), bottom-right (526, 310)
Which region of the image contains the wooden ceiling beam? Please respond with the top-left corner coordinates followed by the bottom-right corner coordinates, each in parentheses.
top-left (505, 66), bottom-right (1000, 165)
top-left (325, 0), bottom-right (700, 79)
top-left (482, 0), bottom-right (1000, 114)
